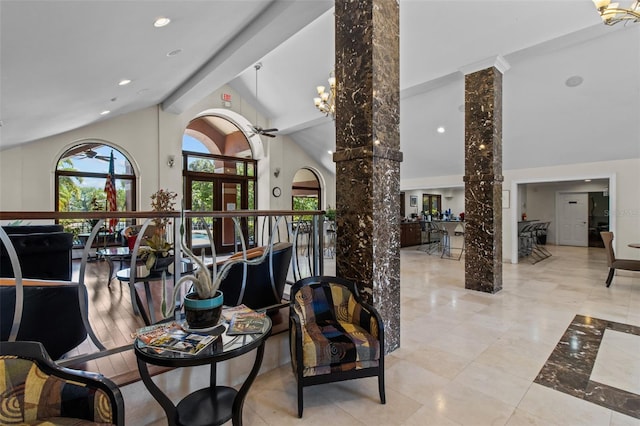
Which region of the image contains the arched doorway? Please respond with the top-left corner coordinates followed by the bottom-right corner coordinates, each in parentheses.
top-left (291, 168), bottom-right (321, 212)
top-left (183, 114), bottom-right (257, 253)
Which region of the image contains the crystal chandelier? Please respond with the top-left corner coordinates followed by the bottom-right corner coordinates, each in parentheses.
top-left (313, 71), bottom-right (336, 118)
top-left (593, 0), bottom-right (640, 25)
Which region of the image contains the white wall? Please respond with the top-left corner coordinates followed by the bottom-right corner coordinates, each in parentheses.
top-left (0, 85), bottom-right (334, 214)
top-left (402, 187), bottom-right (465, 220)
top-left (401, 158), bottom-right (640, 262)
top-left (505, 159), bottom-right (640, 262)
top-left (522, 180), bottom-right (610, 246)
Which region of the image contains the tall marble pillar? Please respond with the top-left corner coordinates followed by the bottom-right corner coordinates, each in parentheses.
top-left (334, 0), bottom-right (402, 352)
top-left (462, 57), bottom-right (509, 294)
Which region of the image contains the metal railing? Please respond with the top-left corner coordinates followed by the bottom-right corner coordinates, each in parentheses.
top-left (0, 209), bottom-right (325, 366)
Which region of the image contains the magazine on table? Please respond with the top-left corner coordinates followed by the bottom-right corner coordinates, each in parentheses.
top-left (134, 321), bottom-right (216, 355)
top-left (221, 304), bottom-right (255, 322)
top-left (227, 311), bottom-right (267, 335)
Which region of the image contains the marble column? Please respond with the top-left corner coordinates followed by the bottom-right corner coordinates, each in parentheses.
top-left (334, 0), bottom-right (402, 352)
top-left (462, 57), bottom-right (509, 294)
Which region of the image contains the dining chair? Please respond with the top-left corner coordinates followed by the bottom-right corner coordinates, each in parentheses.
top-left (600, 231), bottom-right (640, 287)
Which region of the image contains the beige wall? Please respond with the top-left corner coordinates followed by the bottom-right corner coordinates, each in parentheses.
top-left (0, 85), bottom-right (335, 214)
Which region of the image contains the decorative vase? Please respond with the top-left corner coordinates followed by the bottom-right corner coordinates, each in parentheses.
top-left (184, 290), bottom-right (223, 329)
top-left (127, 235), bottom-right (138, 250)
top-left (150, 255), bottom-right (173, 273)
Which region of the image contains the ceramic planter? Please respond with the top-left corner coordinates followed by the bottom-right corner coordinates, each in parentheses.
top-left (183, 290), bottom-right (223, 329)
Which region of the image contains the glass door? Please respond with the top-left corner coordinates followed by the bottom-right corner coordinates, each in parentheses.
top-left (183, 152), bottom-right (257, 254)
top-left (187, 178), bottom-right (214, 251)
top-left (185, 176), bottom-right (253, 254)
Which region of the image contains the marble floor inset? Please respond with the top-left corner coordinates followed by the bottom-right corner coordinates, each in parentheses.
top-left (535, 314), bottom-right (640, 419)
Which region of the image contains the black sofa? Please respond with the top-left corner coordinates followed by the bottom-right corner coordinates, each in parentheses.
top-left (0, 225), bottom-right (74, 280)
top-left (0, 278), bottom-right (88, 360)
top-left (218, 242), bottom-right (293, 311)
top-left (0, 225), bottom-right (85, 359)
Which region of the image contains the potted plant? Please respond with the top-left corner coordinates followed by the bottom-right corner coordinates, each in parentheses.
top-left (161, 214), bottom-right (276, 329)
top-left (325, 207), bottom-right (336, 222)
top-left (139, 189), bottom-right (178, 272)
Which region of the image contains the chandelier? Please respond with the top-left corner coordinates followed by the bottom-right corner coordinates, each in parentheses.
top-left (593, 0), bottom-right (640, 25)
top-left (313, 71), bottom-right (336, 118)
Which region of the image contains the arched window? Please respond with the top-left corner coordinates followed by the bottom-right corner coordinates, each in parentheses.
top-left (292, 168), bottom-right (321, 213)
top-left (55, 142), bottom-right (136, 237)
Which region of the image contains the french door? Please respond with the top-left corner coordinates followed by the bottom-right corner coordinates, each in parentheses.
top-left (184, 176), bottom-right (254, 254)
top-left (183, 151), bottom-right (257, 254)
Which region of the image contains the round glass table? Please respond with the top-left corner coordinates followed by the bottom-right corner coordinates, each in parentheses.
top-left (134, 317), bottom-right (272, 426)
top-left (116, 262), bottom-right (193, 325)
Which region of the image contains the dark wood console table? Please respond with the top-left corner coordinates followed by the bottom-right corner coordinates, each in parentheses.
top-left (134, 317), bottom-right (272, 426)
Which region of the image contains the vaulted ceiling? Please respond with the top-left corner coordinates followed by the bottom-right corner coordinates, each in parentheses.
top-left (1, 1), bottom-right (638, 181)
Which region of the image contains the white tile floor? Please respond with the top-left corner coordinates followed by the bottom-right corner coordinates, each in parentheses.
top-left (126, 244), bottom-right (640, 425)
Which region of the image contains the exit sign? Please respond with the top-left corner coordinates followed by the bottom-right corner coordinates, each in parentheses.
top-left (221, 93), bottom-right (232, 102)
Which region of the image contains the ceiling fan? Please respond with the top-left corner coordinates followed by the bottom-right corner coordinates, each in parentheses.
top-left (73, 148), bottom-right (110, 161)
top-left (247, 63), bottom-right (278, 138)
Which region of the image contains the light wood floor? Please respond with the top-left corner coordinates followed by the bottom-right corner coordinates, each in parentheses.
top-left (64, 259), bottom-right (151, 385)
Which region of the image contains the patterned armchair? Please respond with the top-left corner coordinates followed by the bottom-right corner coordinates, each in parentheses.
top-left (289, 276), bottom-right (385, 418)
top-left (0, 341), bottom-right (124, 425)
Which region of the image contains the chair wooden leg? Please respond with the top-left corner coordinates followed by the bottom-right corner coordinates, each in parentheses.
top-left (378, 372), bottom-right (386, 404)
top-left (297, 381), bottom-right (304, 418)
top-left (606, 268), bottom-right (615, 287)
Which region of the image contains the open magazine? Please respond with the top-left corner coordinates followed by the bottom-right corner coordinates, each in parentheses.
top-left (227, 311), bottom-right (267, 335)
top-left (135, 321), bottom-right (216, 355)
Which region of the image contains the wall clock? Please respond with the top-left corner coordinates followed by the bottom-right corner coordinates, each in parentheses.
top-left (272, 187), bottom-right (282, 197)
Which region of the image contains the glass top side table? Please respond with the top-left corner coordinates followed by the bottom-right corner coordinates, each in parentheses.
top-left (134, 317), bottom-right (272, 426)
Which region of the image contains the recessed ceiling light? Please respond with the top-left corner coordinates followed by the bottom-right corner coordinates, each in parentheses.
top-left (328, 150), bottom-right (333, 155)
top-left (100, 110), bottom-right (111, 116)
top-left (118, 79), bottom-right (131, 86)
top-left (167, 48), bottom-right (182, 57)
top-left (437, 126), bottom-right (445, 134)
top-left (585, 179), bottom-right (592, 182)
top-left (153, 17), bottom-right (171, 28)
top-left (565, 75), bottom-right (584, 88)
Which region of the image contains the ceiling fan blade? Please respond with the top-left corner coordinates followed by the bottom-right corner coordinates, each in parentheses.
top-left (262, 133), bottom-right (276, 138)
top-left (261, 128), bottom-right (278, 133)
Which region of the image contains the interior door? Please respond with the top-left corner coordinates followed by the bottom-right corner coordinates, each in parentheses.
top-left (557, 192), bottom-right (588, 247)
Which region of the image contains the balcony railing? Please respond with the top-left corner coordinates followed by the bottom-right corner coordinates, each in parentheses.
top-left (0, 209), bottom-right (326, 366)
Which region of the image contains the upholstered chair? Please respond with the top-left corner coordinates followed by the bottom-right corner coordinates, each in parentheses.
top-left (289, 276), bottom-right (385, 417)
top-left (0, 341), bottom-right (124, 425)
top-left (600, 231), bottom-right (640, 287)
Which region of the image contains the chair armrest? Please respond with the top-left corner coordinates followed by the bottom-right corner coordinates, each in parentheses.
top-left (0, 341), bottom-right (124, 425)
top-left (352, 300), bottom-right (385, 342)
top-left (289, 309), bottom-right (304, 373)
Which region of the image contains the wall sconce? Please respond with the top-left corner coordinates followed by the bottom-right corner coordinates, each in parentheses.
top-left (274, 168), bottom-right (280, 178)
top-left (167, 155), bottom-right (175, 168)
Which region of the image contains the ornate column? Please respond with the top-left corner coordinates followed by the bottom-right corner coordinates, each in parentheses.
top-left (462, 57), bottom-right (509, 294)
top-left (334, 0), bottom-right (402, 352)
